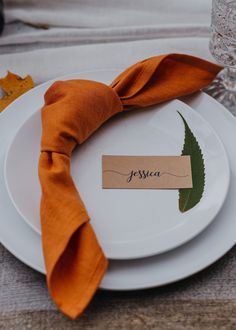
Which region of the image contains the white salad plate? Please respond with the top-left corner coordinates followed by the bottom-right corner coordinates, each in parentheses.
top-left (0, 70), bottom-right (235, 290)
top-left (3, 71), bottom-right (230, 260)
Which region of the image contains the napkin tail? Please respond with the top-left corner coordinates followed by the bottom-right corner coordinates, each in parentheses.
top-left (47, 224), bottom-right (108, 319)
top-left (39, 152), bottom-right (108, 319)
top-left (111, 53), bottom-right (222, 108)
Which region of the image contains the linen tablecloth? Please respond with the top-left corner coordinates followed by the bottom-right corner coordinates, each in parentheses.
top-left (0, 1), bottom-right (235, 329)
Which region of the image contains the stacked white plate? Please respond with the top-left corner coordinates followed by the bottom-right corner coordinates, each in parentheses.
top-left (0, 70), bottom-right (235, 290)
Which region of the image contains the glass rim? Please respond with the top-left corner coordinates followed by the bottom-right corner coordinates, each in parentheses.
top-left (214, 0), bottom-right (236, 8)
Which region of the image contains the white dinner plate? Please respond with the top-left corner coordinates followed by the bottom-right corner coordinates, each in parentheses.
top-left (0, 70), bottom-right (235, 290)
top-left (3, 72), bottom-right (230, 259)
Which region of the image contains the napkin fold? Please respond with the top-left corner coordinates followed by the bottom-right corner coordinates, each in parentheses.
top-left (39, 54), bottom-right (221, 319)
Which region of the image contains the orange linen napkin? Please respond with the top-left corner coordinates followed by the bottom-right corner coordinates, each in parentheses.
top-left (39, 54), bottom-right (221, 319)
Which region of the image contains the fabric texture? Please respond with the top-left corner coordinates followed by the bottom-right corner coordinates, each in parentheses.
top-left (38, 53), bottom-right (221, 319)
top-left (1, 1), bottom-right (211, 53)
top-left (5, 0), bottom-right (211, 28)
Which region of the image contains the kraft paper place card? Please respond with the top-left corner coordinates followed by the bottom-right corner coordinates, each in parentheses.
top-left (102, 155), bottom-right (193, 189)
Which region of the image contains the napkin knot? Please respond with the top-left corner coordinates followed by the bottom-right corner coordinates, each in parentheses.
top-left (41, 79), bottom-right (123, 157)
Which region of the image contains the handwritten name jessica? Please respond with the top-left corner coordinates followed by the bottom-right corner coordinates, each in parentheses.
top-left (103, 168), bottom-right (188, 183)
top-left (127, 170), bottom-right (161, 183)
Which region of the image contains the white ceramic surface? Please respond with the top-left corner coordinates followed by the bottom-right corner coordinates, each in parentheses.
top-left (0, 71), bottom-right (235, 290)
top-left (3, 73), bottom-right (230, 260)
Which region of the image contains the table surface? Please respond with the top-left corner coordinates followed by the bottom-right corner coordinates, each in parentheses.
top-left (0, 14), bottom-right (236, 329)
top-left (0, 243), bottom-right (235, 329)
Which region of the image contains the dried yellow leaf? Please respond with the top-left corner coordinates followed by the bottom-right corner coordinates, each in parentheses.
top-left (0, 71), bottom-right (34, 112)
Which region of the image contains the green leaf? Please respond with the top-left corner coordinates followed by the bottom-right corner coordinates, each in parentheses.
top-left (178, 111), bottom-right (205, 213)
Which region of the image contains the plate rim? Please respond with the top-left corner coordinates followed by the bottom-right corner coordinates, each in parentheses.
top-left (3, 82), bottom-right (231, 260)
